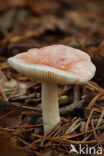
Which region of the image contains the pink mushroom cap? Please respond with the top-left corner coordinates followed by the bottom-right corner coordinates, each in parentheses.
top-left (8, 45), bottom-right (96, 84)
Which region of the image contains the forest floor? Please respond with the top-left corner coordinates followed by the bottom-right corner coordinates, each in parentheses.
top-left (0, 0), bottom-right (104, 155)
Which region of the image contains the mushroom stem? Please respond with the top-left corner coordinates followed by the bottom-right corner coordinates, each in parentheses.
top-left (42, 82), bottom-right (60, 135)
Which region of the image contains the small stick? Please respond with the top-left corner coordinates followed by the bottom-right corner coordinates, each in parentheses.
top-left (96, 110), bottom-right (104, 127)
top-left (65, 118), bottom-right (81, 135)
top-left (87, 92), bottom-right (102, 109)
top-left (83, 110), bottom-right (104, 141)
top-left (60, 86), bottom-right (83, 115)
top-left (0, 85), bottom-right (8, 102)
top-left (85, 108), bottom-right (94, 132)
top-left (91, 119), bottom-right (104, 151)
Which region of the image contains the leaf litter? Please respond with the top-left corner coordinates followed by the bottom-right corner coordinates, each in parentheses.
top-left (0, 0), bottom-right (104, 155)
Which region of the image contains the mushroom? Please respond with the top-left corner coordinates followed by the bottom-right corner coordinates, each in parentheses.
top-left (8, 45), bottom-right (96, 135)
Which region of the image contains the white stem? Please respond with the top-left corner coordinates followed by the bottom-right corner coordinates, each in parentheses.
top-left (42, 82), bottom-right (60, 135)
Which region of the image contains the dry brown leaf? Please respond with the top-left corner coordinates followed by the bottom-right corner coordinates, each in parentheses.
top-left (0, 134), bottom-right (29, 156)
top-left (0, 108), bottom-right (22, 128)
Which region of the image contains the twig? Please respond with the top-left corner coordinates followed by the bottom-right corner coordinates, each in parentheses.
top-left (60, 125), bottom-right (104, 139)
top-left (91, 119), bottom-right (104, 151)
top-left (65, 118), bottom-right (81, 135)
top-left (87, 93), bottom-right (102, 109)
top-left (96, 110), bottom-right (104, 127)
top-left (85, 108), bottom-right (94, 132)
top-left (0, 85), bottom-right (8, 102)
top-left (60, 86), bottom-right (83, 115)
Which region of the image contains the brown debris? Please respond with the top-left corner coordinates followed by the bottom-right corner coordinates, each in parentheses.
top-left (0, 0), bottom-right (104, 155)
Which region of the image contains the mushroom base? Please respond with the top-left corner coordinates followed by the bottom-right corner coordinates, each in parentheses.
top-left (42, 82), bottom-right (60, 135)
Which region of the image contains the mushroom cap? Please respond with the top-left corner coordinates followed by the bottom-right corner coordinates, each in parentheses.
top-left (8, 45), bottom-right (96, 84)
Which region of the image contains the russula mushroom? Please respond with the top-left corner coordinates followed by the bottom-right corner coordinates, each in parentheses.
top-left (8, 45), bottom-right (96, 135)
